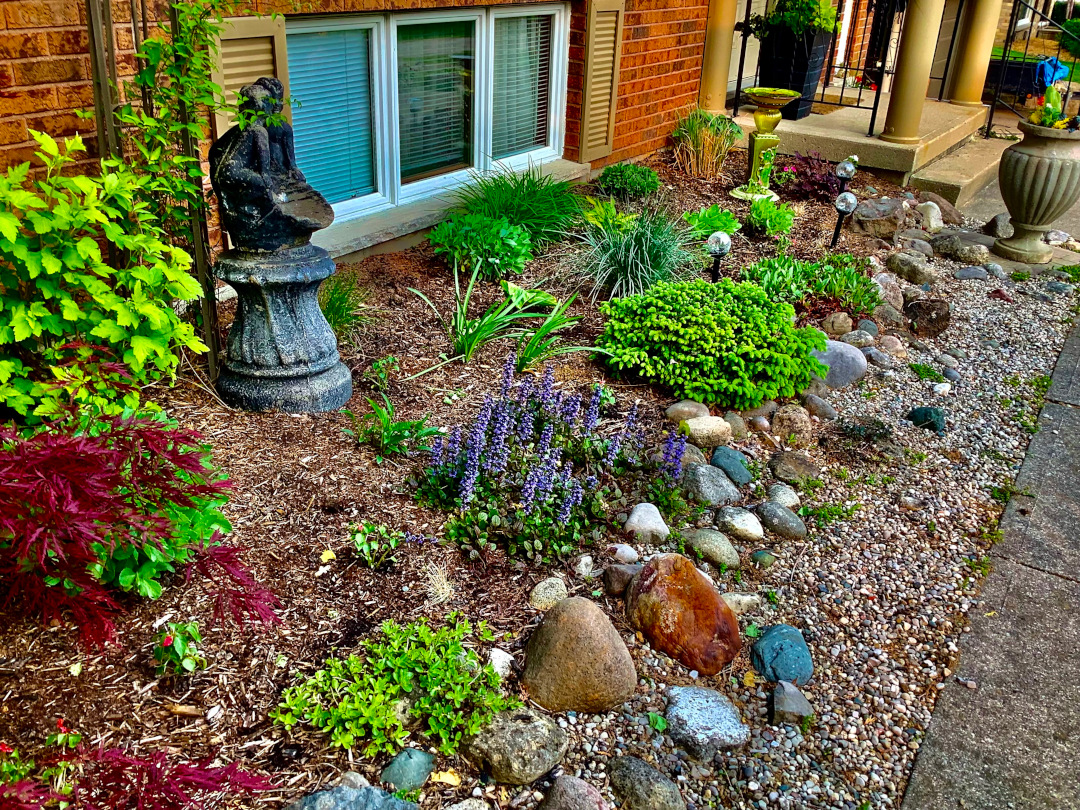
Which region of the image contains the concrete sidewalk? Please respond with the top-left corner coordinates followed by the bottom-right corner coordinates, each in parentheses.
top-left (901, 329), bottom-right (1080, 809)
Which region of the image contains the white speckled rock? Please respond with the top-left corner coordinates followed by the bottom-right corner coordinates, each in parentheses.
top-left (721, 592), bottom-right (761, 615)
top-left (716, 506), bottom-right (764, 543)
top-left (529, 577), bottom-right (567, 610)
top-left (686, 528), bottom-right (740, 569)
top-left (680, 416), bottom-right (732, 448)
top-left (767, 483), bottom-right (801, 510)
top-left (665, 686), bottom-right (750, 759)
top-left (489, 648), bottom-right (514, 678)
top-left (623, 503), bottom-right (669, 544)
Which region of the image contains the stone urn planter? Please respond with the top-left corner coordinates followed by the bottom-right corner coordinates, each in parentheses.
top-left (994, 120), bottom-right (1080, 264)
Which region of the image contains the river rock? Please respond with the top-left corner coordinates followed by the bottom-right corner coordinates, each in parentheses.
top-left (856, 318), bottom-right (879, 336)
top-left (710, 446), bottom-right (752, 485)
top-left (873, 302), bottom-right (905, 329)
top-left (771, 404), bottom-right (814, 447)
top-left (955, 242), bottom-right (991, 264)
top-left (954, 266), bottom-right (987, 280)
top-left (751, 549), bottom-right (778, 568)
top-left (802, 393), bottom-right (837, 421)
top-left (464, 708), bottom-right (568, 784)
top-left (604, 563), bottom-right (642, 597)
top-left (683, 463), bottom-right (740, 506)
top-left (767, 483), bottom-right (800, 509)
top-left (722, 412), bottom-right (748, 439)
top-left (623, 503), bottom-right (669, 544)
top-left (850, 197), bottom-right (908, 240)
top-left (721, 592), bottom-right (761, 615)
top-left (862, 346), bottom-right (893, 369)
top-left (286, 786), bottom-right (417, 810)
top-left (768, 681), bottom-right (815, 725)
top-left (983, 212), bottom-right (1013, 238)
top-left (608, 756), bottom-right (685, 810)
top-left (529, 578), bottom-right (568, 611)
top-left (750, 624), bottom-right (814, 685)
top-left (523, 597), bottom-right (636, 713)
top-left (666, 400), bottom-right (709, 423)
top-left (380, 749), bottom-right (434, 793)
top-left (874, 272), bottom-right (904, 310)
top-left (664, 686), bottom-right (750, 759)
top-left (900, 237), bottom-right (933, 258)
top-left (680, 416), bottom-right (731, 448)
top-left (840, 329), bottom-right (874, 348)
top-left (919, 191), bottom-right (962, 225)
top-left (608, 543), bottom-right (639, 564)
top-left (822, 312), bottom-right (853, 336)
top-left (886, 251), bottom-right (935, 286)
top-left (768, 451), bottom-right (821, 485)
top-left (626, 554), bottom-right (742, 675)
top-left (907, 405), bottom-right (946, 435)
top-left (756, 501), bottom-right (807, 541)
top-left (686, 529), bottom-right (740, 569)
top-left (915, 200), bottom-right (943, 233)
top-left (812, 340), bottom-right (867, 389)
top-left (539, 776), bottom-right (610, 810)
top-left (878, 334), bottom-right (905, 355)
top-left (743, 400), bottom-right (779, 419)
top-left (716, 506), bottom-right (763, 544)
top-left (905, 298), bottom-right (951, 338)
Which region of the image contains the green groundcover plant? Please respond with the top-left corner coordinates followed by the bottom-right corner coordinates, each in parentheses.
top-left (273, 615), bottom-right (517, 756)
top-left (744, 196), bottom-right (795, 237)
top-left (0, 132), bottom-right (206, 420)
top-left (683, 204), bottom-right (741, 240)
top-left (595, 163), bottom-right (661, 200)
top-left (429, 212), bottom-right (533, 281)
top-left (597, 278), bottom-right (827, 409)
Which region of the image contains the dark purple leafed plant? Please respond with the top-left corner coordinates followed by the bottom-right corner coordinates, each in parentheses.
top-left (777, 151), bottom-right (844, 202)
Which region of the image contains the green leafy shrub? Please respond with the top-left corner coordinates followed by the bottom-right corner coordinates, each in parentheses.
top-left (343, 394), bottom-right (441, 460)
top-left (453, 165), bottom-right (579, 245)
top-left (273, 615), bottom-right (517, 756)
top-left (0, 132), bottom-right (206, 420)
top-left (350, 522), bottom-right (409, 569)
top-left (747, 0), bottom-right (839, 37)
top-left (596, 279), bottom-right (827, 408)
top-left (577, 208), bottom-right (700, 300)
top-left (595, 163), bottom-right (661, 200)
top-left (580, 196), bottom-right (637, 234)
top-left (745, 196), bottom-right (795, 237)
top-left (741, 254), bottom-right (882, 314)
top-left (683, 204), bottom-right (742, 239)
top-left (319, 273), bottom-right (374, 344)
top-left (154, 621), bottom-right (207, 675)
top-left (671, 107), bottom-right (742, 178)
top-left (428, 213), bottom-right (533, 280)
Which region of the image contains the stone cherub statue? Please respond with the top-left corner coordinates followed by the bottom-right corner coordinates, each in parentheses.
top-left (209, 78), bottom-right (333, 252)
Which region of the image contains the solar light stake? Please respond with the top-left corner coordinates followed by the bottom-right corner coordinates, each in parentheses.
top-left (706, 231), bottom-right (732, 283)
top-left (832, 192), bottom-right (858, 249)
top-left (835, 158), bottom-right (857, 193)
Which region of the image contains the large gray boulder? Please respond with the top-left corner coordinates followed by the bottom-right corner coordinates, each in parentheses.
top-left (811, 340), bottom-right (867, 389)
top-left (682, 463), bottom-right (740, 506)
top-left (608, 756), bottom-right (685, 810)
top-left (850, 197), bottom-right (909, 240)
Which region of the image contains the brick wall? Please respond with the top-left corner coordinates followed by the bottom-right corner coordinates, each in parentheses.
top-left (0, 0), bottom-right (708, 174)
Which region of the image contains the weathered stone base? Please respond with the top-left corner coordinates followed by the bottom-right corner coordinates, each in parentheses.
top-left (217, 360), bottom-right (352, 413)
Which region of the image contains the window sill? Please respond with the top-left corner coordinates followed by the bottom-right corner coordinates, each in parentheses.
top-left (311, 158), bottom-right (591, 261)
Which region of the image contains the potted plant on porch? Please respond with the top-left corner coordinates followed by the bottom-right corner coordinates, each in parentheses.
top-left (994, 85), bottom-right (1080, 264)
top-left (742, 0), bottom-right (839, 120)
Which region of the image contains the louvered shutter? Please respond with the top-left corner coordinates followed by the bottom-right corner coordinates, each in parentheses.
top-left (212, 15), bottom-right (289, 137)
top-left (580, 0), bottom-right (624, 162)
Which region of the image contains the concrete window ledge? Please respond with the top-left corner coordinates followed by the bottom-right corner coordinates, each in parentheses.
top-left (310, 158), bottom-right (592, 262)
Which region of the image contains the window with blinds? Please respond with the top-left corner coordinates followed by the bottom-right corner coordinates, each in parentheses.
top-left (287, 28), bottom-right (376, 204)
top-left (397, 21), bottom-right (475, 184)
top-left (492, 15), bottom-right (553, 160)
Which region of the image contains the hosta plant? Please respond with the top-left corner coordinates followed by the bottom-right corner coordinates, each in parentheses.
top-left (596, 279), bottom-right (827, 409)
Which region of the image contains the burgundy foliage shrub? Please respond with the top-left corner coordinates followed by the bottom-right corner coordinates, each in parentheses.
top-left (778, 151), bottom-right (845, 203)
top-left (0, 780), bottom-right (56, 810)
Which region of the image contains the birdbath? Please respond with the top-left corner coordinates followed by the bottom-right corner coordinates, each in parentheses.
top-left (731, 87), bottom-right (801, 201)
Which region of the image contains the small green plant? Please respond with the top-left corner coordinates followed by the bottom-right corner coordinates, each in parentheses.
top-left (453, 165), bottom-right (579, 245)
top-left (746, 0), bottom-right (839, 37)
top-left (364, 355), bottom-right (400, 392)
top-left (580, 196), bottom-right (638, 234)
top-left (670, 107), bottom-right (742, 178)
top-left (647, 712), bottom-right (668, 732)
top-left (906, 449), bottom-right (928, 465)
top-left (765, 590), bottom-right (779, 605)
top-left (343, 395), bottom-right (441, 460)
top-left (319, 273), bottom-right (374, 344)
top-left (1010, 270), bottom-right (1031, 282)
top-left (577, 207), bottom-right (701, 300)
top-left (799, 714), bottom-right (815, 735)
top-left (513, 295), bottom-right (595, 372)
top-left (349, 522), bottom-right (411, 569)
top-left (0, 745), bottom-right (33, 784)
top-left (744, 197), bottom-right (795, 237)
top-left (273, 615), bottom-right (517, 756)
top-left (153, 621), bottom-right (207, 675)
top-left (965, 555), bottom-right (992, 576)
top-left (742, 254), bottom-right (881, 314)
top-left (682, 204), bottom-right (742, 240)
top-left (797, 476), bottom-right (825, 495)
top-left (909, 363), bottom-right (945, 382)
top-left (798, 502), bottom-right (860, 527)
top-left (745, 623), bottom-right (762, 638)
top-left (1058, 264), bottom-right (1080, 282)
top-left (597, 278), bottom-right (826, 409)
top-left (429, 212), bottom-right (533, 280)
top-left (989, 481), bottom-right (1031, 504)
top-left (595, 162), bottom-right (661, 200)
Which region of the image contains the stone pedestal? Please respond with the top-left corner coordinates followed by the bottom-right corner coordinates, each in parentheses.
top-left (216, 244), bottom-right (352, 412)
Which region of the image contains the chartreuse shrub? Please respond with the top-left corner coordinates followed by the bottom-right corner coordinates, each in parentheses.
top-left (0, 132), bottom-right (206, 420)
top-left (595, 162), bottom-right (661, 200)
top-left (596, 279), bottom-right (827, 409)
top-left (742, 254), bottom-right (882, 314)
top-left (453, 164), bottom-right (580, 245)
top-left (745, 196), bottom-right (795, 237)
top-left (273, 615), bottom-right (517, 756)
top-left (429, 212), bottom-right (533, 281)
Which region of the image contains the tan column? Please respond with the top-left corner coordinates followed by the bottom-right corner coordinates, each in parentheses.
top-left (699, 0), bottom-right (738, 112)
top-left (879, 0), bottom-right (948, 143)
top-left (947, 0), bottom-right (1006, 106)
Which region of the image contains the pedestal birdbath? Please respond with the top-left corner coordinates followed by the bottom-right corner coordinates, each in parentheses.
top-left (208, 77), bottom-right (352, 412)
top-left (732, 87), bottom-right (801, 201)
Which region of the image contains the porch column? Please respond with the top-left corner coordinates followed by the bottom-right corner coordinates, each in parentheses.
top-left (879, 0), bottom-right (948, 143)
top-left (699, 0), bottom-right (738, 112)
top-left (947, 0), bottom-right (1006, 106)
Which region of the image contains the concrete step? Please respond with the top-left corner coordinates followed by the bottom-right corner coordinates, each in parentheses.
top-left (910, 134), bottom-right (1014, 208)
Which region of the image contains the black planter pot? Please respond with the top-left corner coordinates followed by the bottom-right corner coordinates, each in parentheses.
top-left (756, 27), bottom-right (833, 120)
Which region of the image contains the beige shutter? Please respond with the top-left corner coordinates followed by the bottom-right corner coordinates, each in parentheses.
top-left (580, 0), bottom-right (624, 162)
top-left (212, 15), bottom-right (290, 136)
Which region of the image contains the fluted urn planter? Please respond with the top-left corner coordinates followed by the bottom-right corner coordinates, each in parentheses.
top-left (994, 120), bottom-right (1080, 264)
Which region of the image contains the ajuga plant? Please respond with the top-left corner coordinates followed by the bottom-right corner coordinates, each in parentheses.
top-left (742, 254), bottom-right (883, 315)
top-left (597, 279), bottom-right (827, 409)
top-left (452, 164), bottom-right (580, 246)
top-left (416, 353), bottom-right (688, 561)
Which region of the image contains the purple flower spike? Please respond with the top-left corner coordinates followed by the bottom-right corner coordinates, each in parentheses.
top-left (583, 385), bottom-right (602, 434)
top-left (538, 365), bottom-right (556, 412)
top-left (521, 465), bottom-right (541, 515)
top-left (584, 474), bottom-right (599, 491)
top-left (500, 352), bottom-right (517, 397)
top-left (459, 398), bottom-right (493, 504)
top-left (559, 394), bottom-right (581, 430)
top-left (536, 423), bottom-right (554, 460)
top-left (557, 478), bottom-right (583, 523)
top-left (430, 435), bottom-right (445, 466)
top-left (485, 399), bottom-right (514, 474)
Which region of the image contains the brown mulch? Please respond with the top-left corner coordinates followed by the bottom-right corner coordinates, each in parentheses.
top-left (0, 148), bottom-right (911, 807)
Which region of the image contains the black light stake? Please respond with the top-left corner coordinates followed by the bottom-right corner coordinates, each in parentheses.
top-left (831, 192), bottom-right (858, 249)
top-left (835, 158), bottom-right (856, 193)
top-left (707, 231), bottom-right (732, 282)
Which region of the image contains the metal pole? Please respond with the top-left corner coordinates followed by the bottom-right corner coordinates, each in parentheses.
top-left (85, 0), bottom-right (122, 160)
top-left (732, 0), bottom-right (755, 116)
top-left (868, 0), bottom-right (899, 135)
top-left (987, 0), bottom-right (1023, 137)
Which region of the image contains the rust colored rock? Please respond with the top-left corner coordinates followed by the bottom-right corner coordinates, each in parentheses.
top-left (626, 554), bottom-right (741, 676)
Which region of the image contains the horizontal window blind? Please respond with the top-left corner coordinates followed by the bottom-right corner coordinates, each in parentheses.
top-left (287, 28), bottom-right (376, 203)
top-left (492, 15), bottom-right (553, 160)
top-left (397, 21), bottom-right (475, 183)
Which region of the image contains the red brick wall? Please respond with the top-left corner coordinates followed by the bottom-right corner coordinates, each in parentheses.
top-left (0, 0), bottom-right (707, 173)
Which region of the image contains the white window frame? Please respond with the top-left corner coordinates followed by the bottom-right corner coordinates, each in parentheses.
top-left (285, 3), bottom-right (569, 223)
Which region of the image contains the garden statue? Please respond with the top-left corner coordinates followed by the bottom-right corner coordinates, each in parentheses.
top-left (731, 87), bottom-right (800, 201)
top-left (209, 78), bottom-right (352, 412)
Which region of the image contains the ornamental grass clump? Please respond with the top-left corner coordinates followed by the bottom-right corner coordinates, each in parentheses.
top-left (452, 164), bottom-right (580, 246)
top-left (417, 353), bottom-right (687, 561)
top-left (671, 107), bottom-right (742, 178)
top-left (596, 279), bottom-right (827, 409)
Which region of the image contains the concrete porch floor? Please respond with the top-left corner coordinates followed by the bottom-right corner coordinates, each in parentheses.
top-left (733, 93), bottom-right (986, 182)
